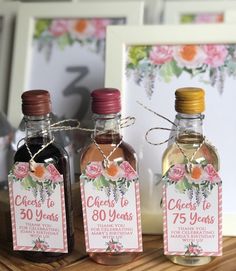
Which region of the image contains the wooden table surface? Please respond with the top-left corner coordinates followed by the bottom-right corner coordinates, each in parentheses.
top-left (0, 215), bottom-right (236, 271)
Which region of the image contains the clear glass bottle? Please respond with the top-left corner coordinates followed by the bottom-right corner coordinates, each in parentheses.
top-left (162, 87), bottom-right (219, 266)
top-left (13, 90), bottom-right (74, 263)
top-left (80, 88), bottom-right (138, 265)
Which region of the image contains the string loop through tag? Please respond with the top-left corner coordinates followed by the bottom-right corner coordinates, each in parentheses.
top-left (137, 101), bottom-right (177, 146)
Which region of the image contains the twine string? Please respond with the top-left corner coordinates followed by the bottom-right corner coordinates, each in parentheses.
top-left (138, 101), bottom-right (206, 172)
top-left (92, 137), bottom-right (123, 168)
top-left (137, 101), bottom-right (177, 146)
top-left (19, 116), bottom-right (134, 171)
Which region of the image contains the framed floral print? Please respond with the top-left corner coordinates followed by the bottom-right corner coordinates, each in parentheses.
top-left (0, 2), bottom-right (19, 113)
top-left (7, 2), bottom-right (144, 127)
top-left (105, 24), bottom-right (236, 236)
top-left (163, 0), bottom-right (236, 24)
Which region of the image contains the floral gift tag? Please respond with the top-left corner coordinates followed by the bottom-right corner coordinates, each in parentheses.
top-left (162, 163), bottom-right (222, 256)
top-left (8, 162), bottom-right (68, 253)
top-left (80, 161), bottom-right (143, 252)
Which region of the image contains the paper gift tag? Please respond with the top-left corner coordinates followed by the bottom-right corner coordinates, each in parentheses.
top-left (80, 161), bottom-right (143, 252)
top-left (162, 163), bottom-right (222, 256)
top-left (8, 162), bottom-right (68, 253)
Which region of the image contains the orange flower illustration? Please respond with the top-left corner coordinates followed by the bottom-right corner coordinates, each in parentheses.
top-left (29, 164), bottom-right (49, 182)
top-left (69, 19), bottom-right (95, 40)
top-left (173, 45), bottom-right (206, 69)
top-left (104, 162), bottom-right (121, 182)
top-left (187, 165), bottom-right (203, 183)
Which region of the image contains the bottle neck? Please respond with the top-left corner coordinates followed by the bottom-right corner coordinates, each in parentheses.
top-left (93, 113), bottom-right (121, 144)
top-left (176, 113), bottom-right (204, 143)
top-left (25, 114), bottom-right (53, 144)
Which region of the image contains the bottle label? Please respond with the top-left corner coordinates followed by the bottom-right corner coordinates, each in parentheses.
top-left (80, 161), bottom-right (143, 252)
top-left (8, 162), bottom-right (68, 253)
top-left (162, 163), bottom-right (222, 256)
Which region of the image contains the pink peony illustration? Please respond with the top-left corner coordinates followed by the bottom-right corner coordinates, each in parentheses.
top-left (85, 161), bottom-right (103, 179)
top-left (204, 164), bottom-right (221, 183)
top-left (120, 161), bottom-right (138, 180)
top-left (185, 242), bottom-right (202, 256)
top-left (49, 19), bottom-right (69, 37)
top-left (106, 240), bottom-right (123, 252)
top-left (203, 45), bottom-right (228, 68)
top-left (13, 162), bottom-right (29, 179)
top-left (46, 164), bottom-right (62, 183)
top-left (33, 238), bottom-right (49, 251)
top-left (149, 45), bottom-right (173, 65)
top-left (173, 45), bottom-right (206, 69)
top-left (195, 13), bottom-right (223, 23)
top-left (92, 18), bottom-right (111, 39)
top-left (168, 164), bottom-right (185, 182)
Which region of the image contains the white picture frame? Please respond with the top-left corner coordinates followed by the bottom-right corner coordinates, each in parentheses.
top-left (163, 0), bottom-right (236, 24)
top-left (225, 10), bottom-right (236, 23)
top-left (105, 24), bottom-right (236, 236)
top-left (0, 2), bottom-right (19, 113)
top-left (77, 0), bottom-right (163, 24)
top-left (7, 2), bottom-right (144, 128)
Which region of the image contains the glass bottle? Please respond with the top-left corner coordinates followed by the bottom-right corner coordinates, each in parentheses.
top-left (80, 88), bottom-right (139, 265)
top-left (12, 90), bottom-right (74, 263)
top-left (162, 87), bottom-right (219, 266)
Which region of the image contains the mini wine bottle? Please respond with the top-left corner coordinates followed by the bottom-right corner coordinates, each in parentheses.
top-left (80, 88), bottom-right (142, 265)
top-left (162, 87), bottom-right (222, 266)
top-left (8, 90), bottom-right (74, 263)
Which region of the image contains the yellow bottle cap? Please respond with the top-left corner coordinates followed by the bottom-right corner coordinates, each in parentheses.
top-left (175, 87), bottom-right (205, 114)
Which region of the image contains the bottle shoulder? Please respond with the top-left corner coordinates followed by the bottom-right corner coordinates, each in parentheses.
top-left (14, 141), bottom-right (68, 163)
top-left (162, 140), bottom-right (220, 171)
top-left (80, 140), bottom-right (137, 170)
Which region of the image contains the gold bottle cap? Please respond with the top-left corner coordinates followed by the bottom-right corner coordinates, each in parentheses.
top-left (175, 87), bottom-right (205, 114)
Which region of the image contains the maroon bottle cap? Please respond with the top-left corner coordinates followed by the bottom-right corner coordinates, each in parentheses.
top-left (91, 88), bottom-right (121, 114)
top-left (21, 89), bottom-right (52, 116)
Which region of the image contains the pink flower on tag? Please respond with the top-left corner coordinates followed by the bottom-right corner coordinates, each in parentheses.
top-left (168, 164), bottom-right (185, 182)
top-left (13, 163), bottom-right (29, 179)
top-left (149, 45), bottom-right (173, 64)
top-left (85, 161), bottom-right (103, 179)
top-left (120, 161), bottom-right (138, 180)
top-left (204, 164), bottom-right (221, 183)
top-left (203, 45), bottom-right (228, 68)
top-left (46, 164), bottom-right (62, 183)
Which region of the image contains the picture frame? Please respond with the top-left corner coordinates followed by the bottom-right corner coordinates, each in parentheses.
top-left (0, 2), bottom-right (19, 113)
top-left (77, 0), bottom-right (164, 24)
top-left (7, 2), bottom-right (144, 128)
top-left (225, 10), bottom-right (236, 23)
top-left (105, 24), bottom-right (236, 236)
top-left (162, 0), bottom-right (236, 24)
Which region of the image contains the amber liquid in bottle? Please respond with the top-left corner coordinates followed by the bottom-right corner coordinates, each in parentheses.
top-left (162, 132), bottom-right (219, 266)
top-left (14, 137), bottom-right (74, 263)
top-left (80, 131), bottom-right (138, 265)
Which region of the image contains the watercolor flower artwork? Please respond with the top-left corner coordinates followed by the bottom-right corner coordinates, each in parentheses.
top-left (126, 44), bottom-right (236, 97)
top-left (162, 163), bottom-right (221, 205)
top-left (81, 161), bottom-right (138, 202)
top-left (33, 237), bottom-right (49, 251)
top-left (180, 13), bottom-right (224, 24)
top-left (10, 162), bottom-right (63, 202)
top-left (106, 239), bottom-right (123, 252)
top-left (33, 18), bottom-right (125, 61)
top-left (185, 242), bottom-right (203, 256)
